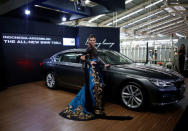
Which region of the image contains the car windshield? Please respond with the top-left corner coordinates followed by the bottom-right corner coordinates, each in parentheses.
top-left (98, 51), bottom-right (134, 65)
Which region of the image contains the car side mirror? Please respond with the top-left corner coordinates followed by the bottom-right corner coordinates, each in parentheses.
top-left (104, 64), bottom-right (110, 69)
top-left (100, 63), bottom-right (110, 69)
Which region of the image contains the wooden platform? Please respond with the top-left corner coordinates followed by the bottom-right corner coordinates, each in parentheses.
top-left (0, 79), bottom-right (188, 131)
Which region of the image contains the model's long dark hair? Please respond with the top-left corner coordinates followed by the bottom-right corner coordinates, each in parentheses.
top-left (88, 34), bottom-right (96, 39)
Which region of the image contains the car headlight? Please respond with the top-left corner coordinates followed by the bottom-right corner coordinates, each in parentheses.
top-left (149, 79), bottom-right (174, 87)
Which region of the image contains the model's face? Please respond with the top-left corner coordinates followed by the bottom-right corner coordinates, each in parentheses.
top-left (89, 37), bottom-right (96, 46)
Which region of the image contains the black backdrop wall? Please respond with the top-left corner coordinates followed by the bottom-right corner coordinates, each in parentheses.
top-left (0, 17), bottom-right (78, 87)
top-left (0, 17), bottom-right (120, 87)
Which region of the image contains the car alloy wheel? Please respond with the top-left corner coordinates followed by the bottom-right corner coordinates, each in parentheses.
top-left (121, 84), bottom-right (144, 109)
top-left (46, 73), bottom-right (56, 89)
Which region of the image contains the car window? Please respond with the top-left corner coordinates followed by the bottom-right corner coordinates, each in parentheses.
top-left (76, 53), bottom-right (83, 63)
top-left (54, 54), bottom-right (63, 62)
top-left (98, 51), bottom-right (133, 65)
top-left (61, 52), bottom-right (83, 63)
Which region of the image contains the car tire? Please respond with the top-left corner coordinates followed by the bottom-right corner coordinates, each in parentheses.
top-left (46, 72), bottom-right (58, 89)
top-left (121, 82), bottom-right (147, 111)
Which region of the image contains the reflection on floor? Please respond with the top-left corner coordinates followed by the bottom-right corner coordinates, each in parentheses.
top-left (173, 105), bottom-right (188, 131)
top-left (0, 79), bottom-right (188, 131)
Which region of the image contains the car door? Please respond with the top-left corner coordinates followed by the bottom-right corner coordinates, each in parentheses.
top-left (55, 52), bottom-right (84, 89)
top-left (97, 54), bottom-right (111, 86)
top-left (97, 53), bottom-right (113, 97)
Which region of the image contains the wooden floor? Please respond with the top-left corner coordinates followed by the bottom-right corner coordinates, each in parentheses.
top-left (0, 79), bottom-right (188, 131)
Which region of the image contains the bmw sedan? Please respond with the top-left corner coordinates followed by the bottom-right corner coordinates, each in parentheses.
top-left (40, 49), bottom-right (186, 110)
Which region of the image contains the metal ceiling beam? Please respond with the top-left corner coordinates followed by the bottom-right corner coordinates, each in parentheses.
top-left (158, 24), bottom-right (188, 34)
top-left (157, 24), bottom-right (187, 34)
top-left (98, 0), bottom-right (156, 26)
top-left (118, 7), bottom-right (166, 28)
top-left (126, 13), bottom-right (170, 31)
top-left (180, 30), bottom-right (188, 34)
top-left (160, 24), bottom-right (187, 32)
top-left (161, 24), bottom-right (187, 32)
top-left (0, 0), bottom-right (34, 15)
top-left (151, 22), bottom-right (186, 34)
top-left (168, 4), bottom-right (188, 8)
top-left (137, 16), bottom-right (182, 33)
top-left (180, 30), bottom-right (188, 33)
top-left (165, 28), bottom-right (188, 35)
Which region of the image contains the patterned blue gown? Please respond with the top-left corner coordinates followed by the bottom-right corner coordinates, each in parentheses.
top-left (60, 58), bottom-right (104, 120)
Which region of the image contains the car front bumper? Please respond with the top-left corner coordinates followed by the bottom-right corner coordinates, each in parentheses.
top-left (151, 82), bottom-right (186, 106)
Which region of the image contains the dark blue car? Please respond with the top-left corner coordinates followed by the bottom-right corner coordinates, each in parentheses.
top-left (40, 49), bottom-right (186, 110)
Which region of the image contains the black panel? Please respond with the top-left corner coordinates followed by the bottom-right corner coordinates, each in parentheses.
top-left (79, 27), bottom-right (120, 52)
top-left (91, 0), bottom-right (125, 11)
top-left (42, 0), bottom-right (91, 16)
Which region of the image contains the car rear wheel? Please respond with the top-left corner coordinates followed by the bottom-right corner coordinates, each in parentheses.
top-left (46, 72), bottom-right (57, 89)
top-left (121, 82), bottom-right (146, 110)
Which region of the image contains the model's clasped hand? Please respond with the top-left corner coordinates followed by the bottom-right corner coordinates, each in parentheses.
top-left (80, 55), bottom-right (85, 61)
top-left (90, 61), bottom-right (97, 65)
top-left (105, 64), bottom-right (110, 68)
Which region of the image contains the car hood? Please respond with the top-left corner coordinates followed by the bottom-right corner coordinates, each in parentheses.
top-left (113, 63), bottom-right (183, 80)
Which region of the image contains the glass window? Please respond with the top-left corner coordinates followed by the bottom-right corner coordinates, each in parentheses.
top-left (54, 54), bottom-right (63, 62)
top-left (98, 51), bottom-right (133, 65)
top-left (75, 53), bottom-right (83, 63)
top-left (61, 52), bottom-right (83, 63)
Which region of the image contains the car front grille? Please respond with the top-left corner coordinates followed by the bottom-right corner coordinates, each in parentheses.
top-left (174, 80), bottom-right (185, 89)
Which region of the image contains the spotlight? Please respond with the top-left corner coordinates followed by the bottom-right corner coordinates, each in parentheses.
top-left (25, 9), bottom-right (31, 15)
top-left (85, 0), bottom-right (90, 4)
top-left (62, 17), bottom-right (67, 22)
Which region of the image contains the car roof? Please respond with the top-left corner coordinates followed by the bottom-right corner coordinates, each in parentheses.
top-left (52, 48), bottom-right (115, 57)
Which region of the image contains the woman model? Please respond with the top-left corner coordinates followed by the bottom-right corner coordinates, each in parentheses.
top-left (178, 44), bottom-right (185, 74)
top-left (60, 34), bottom-right (106, 120)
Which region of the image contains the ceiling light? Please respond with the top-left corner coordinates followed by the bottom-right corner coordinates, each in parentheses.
top-left (175, 33), bottom-right (185, 38)
top-left (25, 9), bottom-right (31, 15)
top-left (125, 0), bottom-right (133, 4)
top-left (123, 10), bottom-right (163, 27)
top-left (145, 0), bottom-right (163, 9)
top-left (34, 5), bottom-right (69, 14)
top-left (85, 0), bottom-right (90, 4)
top-left (62, 17), bottom-right (67, 21)
top-left (106, 8), bottom-right (144, 26)
top-left (118, 8), bottom-right (144, 22)
top-left (88, 14), bottom-right (105, 23)
top-left (177, 20), bottom-right (184, 24)
top-left (106, 22), bottom-right (112, 26)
